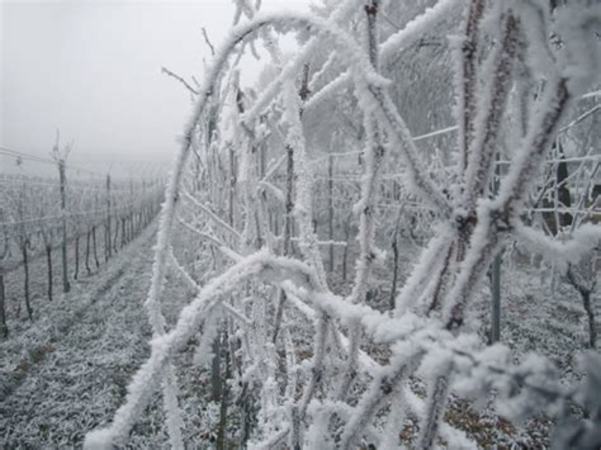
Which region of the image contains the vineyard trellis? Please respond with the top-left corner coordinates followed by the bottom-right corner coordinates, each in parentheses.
top-left (0, 161), bottom-right (164, 338)
top-left (84, 0), bottom-right (601, 449)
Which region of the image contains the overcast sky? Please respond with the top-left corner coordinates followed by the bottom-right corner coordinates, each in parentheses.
top-left (0, 0), bottom-right (309, 175)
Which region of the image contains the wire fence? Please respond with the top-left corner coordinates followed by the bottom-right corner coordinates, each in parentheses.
top-left (0, 165), bottom-right (165, 336)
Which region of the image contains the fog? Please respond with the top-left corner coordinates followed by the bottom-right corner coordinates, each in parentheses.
top-left (0, 0), bottom-right (308, 176)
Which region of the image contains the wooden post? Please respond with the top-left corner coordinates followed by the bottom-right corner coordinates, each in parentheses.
top-left (92, 225), bottom-right (100, 268)
top-left (17, 187), bottom-right (32, 320)
top-left (22, 241), bottom-right (33, 321)
top-left (272, 144), bottom-right (295, 343)
top-left (121, 217), bottom-right (126, 248)
top-left (215, 327), bottom-right (231, 450)
top-left (58, 159), bottom-right (70, 293)
top-left (328, 154), bottom-right (334, 273)
top-left (112, 211), bottom-right (119, 254)
top-left (490, 153), bottom-right (502, 343)
top-left (0, 234), bottom-right (8, 337)
top-left (390, 236), bottom-right (399, 310)
top-left (490, 252), bottom-right (502, 343)
top-left (129, 180), bottom-right (135, 242)
top-left (342, 215), bottom-right (351, 282)
top-left (46, 244), bottom-right (53, 301)
top-left (228, 146), bottom-right (236, 228)
top-left (285, 145), bottom-right (294, 253)
top-left (85, 227), bottom-right (92, 275)
top-left (74, 234), bottom-right (80, 280)
top-left (105, 174), bottom-right (112, 261)
top-left (0, 270), bottom-right (7, 337)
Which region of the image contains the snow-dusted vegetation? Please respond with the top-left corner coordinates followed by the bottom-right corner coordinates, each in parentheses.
top-left (2, 0), bottom-right (601, 449)
top-left (0, 135), bottom-right (163, 338)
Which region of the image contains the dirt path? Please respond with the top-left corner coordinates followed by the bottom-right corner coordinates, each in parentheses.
top-left (0, 224), bottom-right (158, 448)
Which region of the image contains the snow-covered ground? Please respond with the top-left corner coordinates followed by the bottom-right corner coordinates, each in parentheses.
top-left (0, 223), bottom-right (227, 448)
top-left (0, 219), bottom-right (598, 448)
top-left (0, 224), bottom-right (160, 447)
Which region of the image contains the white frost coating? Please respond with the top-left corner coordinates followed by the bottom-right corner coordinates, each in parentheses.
top-left (417, 346), bottom-right (454, 380)
top-left (282, 279), bottom-right (427, 343)
top-left (142, 12), bottom-right (268, 341)
top-left (338, 5), bottom-right (389, 403)
top-left (379, 387), bottom-right (407, 450)
top-left (369, 86), bottom-right (451, 214)
top-left (284, 287), bottom-right (381, 373)
top-left (85, 1), bottom-right (601, 447)
top-left (555, 4), bottom-right (601, 95)
top-left (338, 340), bottom-right (423, 449)
top-left (438, 422), bottom-right (479, 450)
top-left (281, 79), bottom-right (332, 445)
top-left (83, 428), bottom-right (114, 450)
top-left (435, 78), bottom-right (570, 327)
top-left (452, 344), bottom-right (512, 406)
top-left (514, 0), bottom-right (555, 76)
top-left (442, 203), bottom-right (500, 324)
top-left (176, 217), bottom-right (241, 261)
top-left (192, 308), bottom-right (221, 367)
top-left (349, 97), bottom-right (382, 308)
top-left (243, 13), bottom-right (446, 219)
top-left (403, 386), bottom-right (477, 449)
top-left (240, 0), bottom-right (365, 124)
top-left (258, 180), bottom-right (285, 204)
top-left (84, 249), bottom-right (327, 447)
top-left (303, 71), bottom-right (352, 113)
top-left (395, 225), bottom-right (454, 315)
top-left (168, 247), bottom-right (200, 293)
top-left (514, 221), bottom-right (601, 272)
top-left (307, 52), bottom-right (337, 92)
top-left (282, 79), bottom-right (328, 289)
top-left (494, 75), bottom-right (569, 210)
top-left (380, 0), bottom-right (462, 61)
top-left (305, 0), bottom-right (463, 115)
top-left (238, 11), bottom-right (449, 215)
top-left (162, 366), bottom-right (184, 449)
top-left (262, 153), bottom-right (287, 182)
top-left (581, 89), bottom-right (601, 99)
top-left (462, 5), bottom-right (518, 212)
top-left (113, 13), bottom-right (302, 447)
top-left (183, 190), bottom-right (242, 240)
top-left (220, 301), bottom-right (252, 325)
top-left (439, 4), bottom-right (600, 328)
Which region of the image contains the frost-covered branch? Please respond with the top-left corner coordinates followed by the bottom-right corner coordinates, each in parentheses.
top-left (182, 190), bottom-right (242, 240)
top-left (87, 2), bottom-right (601, 448)
top-left (161, 66), bottom-right (199, 96)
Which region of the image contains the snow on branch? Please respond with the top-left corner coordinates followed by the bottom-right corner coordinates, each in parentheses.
top-left (182, 190), bottom-right (242, 240)
top-left (86, 1), bottom-right (601, 448)
top-left (514, 221), bottom-right (601, 272)
top-left (84, 249), bottom-right (323, 447)
top-left (462, 8), bottom-right (521, 212)
top-left (161, 67), bottom-right (199, 96)
top-left (238, 0), bottom-right (365, 125)
top-left (305, 0), bottom-right (463, 115)
top-left (380, 0), bottom-right (463, 61)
